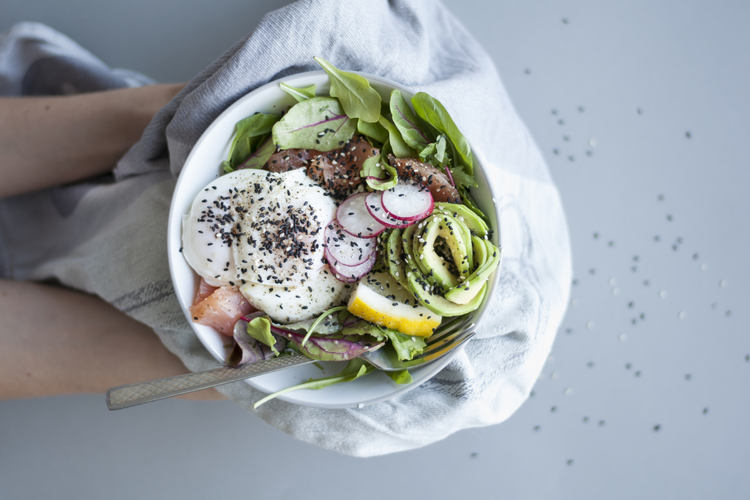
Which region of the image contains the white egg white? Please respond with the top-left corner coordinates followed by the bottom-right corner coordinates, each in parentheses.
top-left (240, 266), bottom-right (352, 324)
top-left (182, 173), bottom-right (240, 286)
top-left (231, 168), bottom-right (335, 287)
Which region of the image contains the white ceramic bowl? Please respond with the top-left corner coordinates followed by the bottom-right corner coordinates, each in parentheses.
top-left (167, 70), bottom-right (501, 409)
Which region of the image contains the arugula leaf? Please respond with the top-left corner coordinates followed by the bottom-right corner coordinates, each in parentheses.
top-left (221, 160), bottom-right (235, 174)
top-left (254, 358), bottom-right (374, 408)
top-left (227, 113), bottom-right (280, 169)
top-left (357, 119), bottom-right (388, 144)
top-left (419, 135), bottom-right (449, 167)
top-left (390, 90), bottom-right (431, 152)
top-left (411, 92), bottom-right (474, 174)
top-left (386, 369), bottom-right (413, 385)
top-left (246, 317), bottom-right (279, 355)
top-left (272, 97), bottom-right (356, 151)
top-left (280, 82), bottom-right (317, 102)
top-left (313, 57), bottom-right (381, 123)
top-left (237, 134), bottom-right (275, 170)
top-left (449, 165), bottom-right (478, 189)
top-left (379, 116), bottom-right (417, 158)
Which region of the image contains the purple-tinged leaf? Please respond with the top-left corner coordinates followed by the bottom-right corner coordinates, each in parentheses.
top-left (270, 325), bottom-right (384, 362)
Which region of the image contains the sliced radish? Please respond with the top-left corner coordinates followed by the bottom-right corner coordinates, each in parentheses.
top-left (336, 192), bottom-right (386, 238)
top-left (324, 220), bottom-right (377, 266)
top-left (327, 250), bottom-right (377, 283)
top-left (381, 183), bottom-right (434, 222)
top-left (365, 192), bottom-right (411, 229)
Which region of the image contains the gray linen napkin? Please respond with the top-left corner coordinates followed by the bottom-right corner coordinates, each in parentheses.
top-left (0, 0), bottom-right (571, 457)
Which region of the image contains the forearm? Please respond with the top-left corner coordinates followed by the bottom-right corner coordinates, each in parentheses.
top-left (0, 279), bottom-right (225, 401)
top-left (0, 84), bottom-right (184, 198)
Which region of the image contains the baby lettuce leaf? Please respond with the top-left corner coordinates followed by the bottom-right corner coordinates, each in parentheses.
top-left (279, 82), bottom-right (317, 102)
top-left (272, 97), bottom-right (356, 151)
top-left (386, 369), bottom-right (413, 385)
top-left (228, 317), bottom-right (286, 366)
top-left (269, 325), bottom-right (384, 362)
top-left (377, 327), bottom-right (427, 361)
top-left (246, 317), bottom-right (279, 355)
top-left (237, 134), bottom-right (275, 170)
top-left (419, 135), bottom-right (449, 167)
top-left (411, 92), bottom-right (474, 174)
top-left (342, 321), bottom-right (425, 361)
top-left (357, 119), bottom-right (388, 144)
top-left (313, 57), bottom-right (381, 123)
top-left (361, 147), bottom-right (398, 191)
top-left (379, 116), bottom-right (417, 159)
top-left (227, 113), bottom-right (281, 169)
top-left (253, 359), bottom-right (375, 408)
top-left (390, 90), bottom-right (431, 152)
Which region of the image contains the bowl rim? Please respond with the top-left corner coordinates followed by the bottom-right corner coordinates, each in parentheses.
top-left (167, 69), bottom-right (502, 408)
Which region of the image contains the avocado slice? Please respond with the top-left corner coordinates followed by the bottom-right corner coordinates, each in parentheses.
top-left (444, 240), bottom-right (501, 305)
top-left (414, 215), bottom-right (470, 290)
top-left (385, 228), bottom-right (410, 291)
top-left (435, 202), bottom-right (489, 238)
top-left (407, 269), bottom-right (489, 317)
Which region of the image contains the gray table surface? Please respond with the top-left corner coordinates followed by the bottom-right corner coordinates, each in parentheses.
top-left (1, 1), bottom-right (748, 499)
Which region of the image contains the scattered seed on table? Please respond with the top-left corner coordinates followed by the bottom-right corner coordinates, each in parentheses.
top-left (685, 374), bottom-right (692, 380)
top-left (703, 408), bottom-right (709, 414)
top-left (685, 131), bottom-right (692, 139)
top-left (534, 426), bottom-right (540, 431)
top-left (653, 424), bottom-right (661, 431)
top-left (567, 459), bottom-right (574, 466)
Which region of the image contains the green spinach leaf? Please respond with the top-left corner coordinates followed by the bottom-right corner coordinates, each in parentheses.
top-left (279, 82), bottom-right (317, 102)
top-left (237, 134), bottom-right (275, 170)
top-left (411, 92), bottom-right (474, 174)
top-left (227, 113), bottom-right (280, 168)
top-left (379, 116), bottom-right (417, 158)
top-left (313, 57), bottom-right (381, 123)
top-left (390, 90), bottom-right (432, 152)
top-left (357, 119), bottom-right (388, 144)
top-left (272, 97), bottom-right (356, 151)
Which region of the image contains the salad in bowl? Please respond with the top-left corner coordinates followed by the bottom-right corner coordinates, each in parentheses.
top-left (171, 58), bottom-right (501, 408)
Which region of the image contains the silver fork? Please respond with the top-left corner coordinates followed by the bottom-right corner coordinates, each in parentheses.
top-left (106, 315), bottom-right (476, 410)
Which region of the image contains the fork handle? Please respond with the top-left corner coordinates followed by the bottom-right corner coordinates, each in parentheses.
top-left (106, 353), bottom-right (314, 410)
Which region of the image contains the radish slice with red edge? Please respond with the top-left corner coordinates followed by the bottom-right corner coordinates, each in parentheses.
top-left (381, 183), bottom-right (434, 222)
top-left (336, 192), bottom-right (385, 238)
top-left (365, 192), bottom-right (411, 229)
top-left (324, 220), bottom-right (376, 266)
top-left (326, 249), bottom-right (377, 283)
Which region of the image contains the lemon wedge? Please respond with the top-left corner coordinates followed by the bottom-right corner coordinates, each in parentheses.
top-left (347, 272), bottom-right (441, 337)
